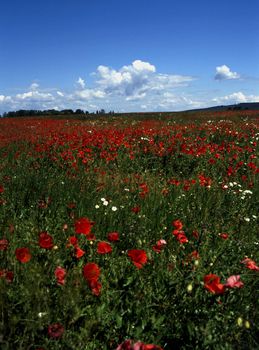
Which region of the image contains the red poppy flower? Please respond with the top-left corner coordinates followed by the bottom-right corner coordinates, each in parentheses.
top-left (204, 274), bottom-right (225, 295)
top-left (219, 233), bottom-right (229, 240)
top-left (15, 247), bottom-right (31, 263)
top-left (48, 323), bottom-right (64, 339)
top-left (144, 345), bottom-right (163, 350)
top-left (89, 279), bottom-right (102, 296)
top-left (97, 241), bottom-right (112, 254)
top-left (85, 233), bottom-right (96, 241)
top-left (5, 270), bottom-right (14, 283)
top-left (0, 269), bottom-right (14, 283)
top-left (185, 250), bottom-right (200, 264)
top-left (176, 232), bottom-right (188, 244)
top-left (168, 178), bottom-right (181, 186)
top-left (74, 217), bottom-right (94, 235)
top-left (0, 185), bottom-right (4, 194)
top-left (192, 230), bottom-right (199, 239)
top-left (131, 206), bottom-right (140, 214)
top-left (54, 266), bottom-right (66, 286)
top-left (172, 230), bottom-right (188, 244)
top-left (172, 219), bottom-right (183, 230)
top-left (198, 174), bottom-right (212, 187)
top-left (190, 250), bottom-right (200, 260)
top-left (74, 246), bottom-right (85, 259)
top-left (67, 202), bottom-right (76, 209)
top-left (116, 340), bottom-right (163, 350)
top-left (38, 232), bottom-right (54, 249)
top-left (116, 339), bottom-right (132, 350)
top-left (67, 236), bottom-right (78, 247)
top-left (128, 249), bottom-right (148, 269)
top-left (83, 262), bottom-right (100, 283)
top-left (0, 238), bottom-right (9, 250)
top-left (107, 232), bottom-right (119, 242)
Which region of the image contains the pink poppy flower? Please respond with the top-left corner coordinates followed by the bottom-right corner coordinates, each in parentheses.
top-left (241, 258), bottom-right (259, 271)
top-left (224, 275), bottom-right (244, 289)
top-left (152, 239), bottom-right (167, 253)
top-left (54, 266), bottom-right (66, 286)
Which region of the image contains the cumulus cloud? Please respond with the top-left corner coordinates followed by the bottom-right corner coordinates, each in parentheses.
top-left (0, 95), bottom-right (12, 103)
top-left (215, 65), bottom-right (240, 80)
top-left (4, 60), bottom-right (258, 114)
top-left (76, 77), bottom-right (85, 89)
top-left (11, 83), bottom-right (54, 102)
top-left (0, 84), bottom-right (61, 113)
top-left (213, 91), bottom-right (259, 104)
top-left (131, 60), bottom-right (156, 72)
top-left (0, 60), bottom-right (198, 113)
top-left (30, 83), bottom-right (40, 90)
top-left (16, 90), bottom-right (54, 101)
top-left (96, 60), bottom-right (193, 98)
top-left (74, 89), bottom-right (106, 100)
top-left (0, 95), bottom-right (6, 102)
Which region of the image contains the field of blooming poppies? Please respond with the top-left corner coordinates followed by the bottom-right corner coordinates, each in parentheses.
top-left (0, 111), bottom-right (259, 349)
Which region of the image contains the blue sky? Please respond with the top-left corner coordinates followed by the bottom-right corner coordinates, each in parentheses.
top-left (0, 0), bottom-right (258, 113)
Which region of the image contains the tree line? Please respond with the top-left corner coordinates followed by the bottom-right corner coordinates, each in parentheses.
top-left (0, 109), bottom-right (115, 118)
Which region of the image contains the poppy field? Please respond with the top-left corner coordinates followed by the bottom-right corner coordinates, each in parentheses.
top-left (0, 111), bottom-right (258, 349)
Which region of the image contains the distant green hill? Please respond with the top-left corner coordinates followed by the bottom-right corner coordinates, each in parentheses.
top-left (184, 102), bottom-right (259, 112)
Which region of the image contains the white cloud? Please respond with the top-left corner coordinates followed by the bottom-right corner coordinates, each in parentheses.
top-left (158, 92), bottom-right (205, 110)
top-left (0, 95), bottom-right (12, 107)
top-left (3, 60), bottom-right (257, 114)
top-left (0, 95), bottom-right (12, 103)
top-left (97, 65), bottom-right (133, 91)
top-left (13, 83), bottom-right (54, 102)
top-left (75, 89), bottom-right (106, 100)
top-left (0, 61), bottom-right (197, 113)
top-left (131, 60), bottom-right (156, 72)
top-left (76, 77), bottom-right (85, 89)
top-left (0, 95), bottom-right (6, 102)
top-left (16, 90), bottom-right (54, 101)
top-left (215, 65), bottom-right (240, 80)
top-left (148, 73), bottom-right (194, 91)
top-left (96, 60), bottom-right (194, 98)
top-left (30, 83), bottom-right (40, 90)
top-left (213, 91), bottom-right (259, 104)
top-left (125, 92), bottom-right (146, 101)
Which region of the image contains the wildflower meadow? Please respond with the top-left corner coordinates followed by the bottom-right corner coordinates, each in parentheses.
top-left (0, 110), bottom-right (258, 349)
